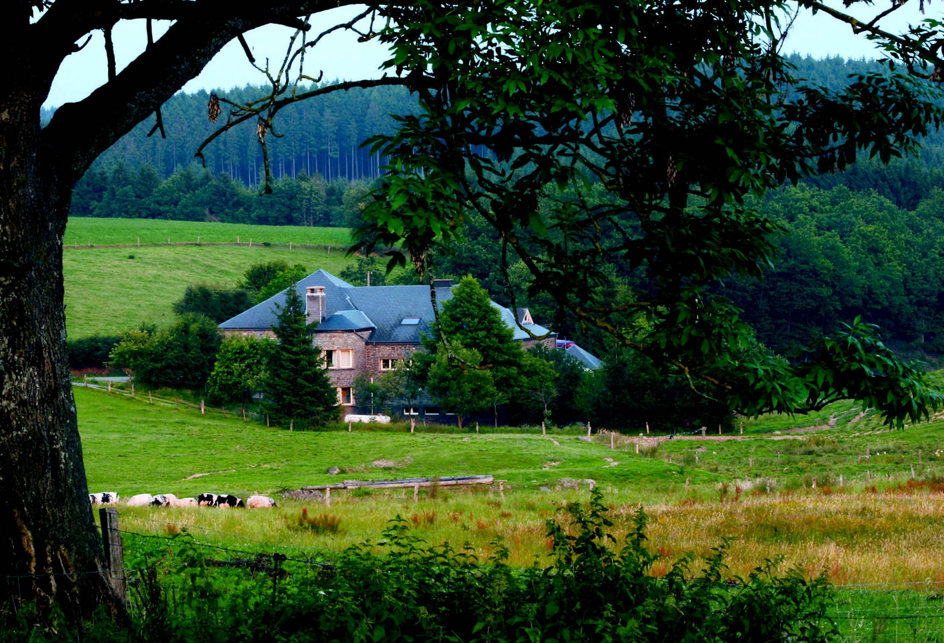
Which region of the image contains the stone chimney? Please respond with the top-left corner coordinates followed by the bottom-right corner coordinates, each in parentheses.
top-left (306, 286), bottom-right (326, 324)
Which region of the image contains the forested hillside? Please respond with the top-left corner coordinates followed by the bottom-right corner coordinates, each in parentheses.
top-left (57, 55), bottom-right (944, 360)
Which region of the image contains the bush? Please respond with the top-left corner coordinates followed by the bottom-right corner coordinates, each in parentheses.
top-left (173, 284), bottom-right (253, 323)
top-left (67, 335), bottom-right (122, 370)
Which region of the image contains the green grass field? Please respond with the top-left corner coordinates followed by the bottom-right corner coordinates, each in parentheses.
top-left (75, 385), bottom-right (944, 640)
top-left (64, 217), bottom-right (352, 247)
top-left (64, 242), bottom-right (355, 338)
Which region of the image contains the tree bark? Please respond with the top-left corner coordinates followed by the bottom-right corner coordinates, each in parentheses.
top-left (0, 0), bottom-right (359, 617)
top-left (0, 97), bottom-right (117, 615)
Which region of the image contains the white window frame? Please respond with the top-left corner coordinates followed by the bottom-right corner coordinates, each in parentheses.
top-left (424, 407), bottom-right (440, 416)
top-left (325, 349), bottom-right (354, 369)
top-left (380, 358), bottom-right (402, 371)
top-left (337, 387), bottom-right (355, 406)
top-left (403, 406), bottom-right (419, 416)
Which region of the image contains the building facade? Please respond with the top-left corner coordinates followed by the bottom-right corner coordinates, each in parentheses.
top-left (220, 269), bottom-right (592, 420)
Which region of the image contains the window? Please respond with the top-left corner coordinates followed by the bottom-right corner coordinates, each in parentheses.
top-left (380, 358), bottom-right (402, 371)
top-left (403, 407), bottom-right (419, 416)
top-left (337, 387), bottom-right (354, 406)
top-left (424, 407), bottom-right (440, 416)
top-left (401, 318), bottom-right (420, 325)
top-left (324, 349), bottom-right (353, 369)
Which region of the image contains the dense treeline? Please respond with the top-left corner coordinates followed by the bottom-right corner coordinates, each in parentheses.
top-left (70, 162), bottom-right (375, 227)
top-left (728, 185), bottom-right (944, 353)
top-left (45, 84), bottom-right (419, 186)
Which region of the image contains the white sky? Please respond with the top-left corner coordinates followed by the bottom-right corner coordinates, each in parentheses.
top-left (42, 1), bottom-right (941, 110)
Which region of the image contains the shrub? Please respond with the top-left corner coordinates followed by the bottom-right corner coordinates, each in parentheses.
top-left (67, 335), bottom-right (122, 370)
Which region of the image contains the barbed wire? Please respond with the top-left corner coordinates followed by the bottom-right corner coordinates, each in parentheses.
top-left (119, 514), bottom-right (338, 557)
top-left (120, 526), bottom-right (335, 570)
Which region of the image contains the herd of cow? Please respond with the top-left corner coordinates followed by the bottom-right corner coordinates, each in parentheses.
top-left (88, 492), bottom-right (277, 509)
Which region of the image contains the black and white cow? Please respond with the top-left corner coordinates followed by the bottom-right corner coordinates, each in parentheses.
top-left (150, 493), bottom-right (177, 507)
top-left (215, 494), bottom-right (244, 508)
top-left (89, 492), bottom-right (119, 506)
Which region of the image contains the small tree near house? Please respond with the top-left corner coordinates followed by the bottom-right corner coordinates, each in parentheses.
top-left (206, 335), bottom-right (274, 413)
top-left (264, 285), bottom-right (336, 430)
top-left (426, 343), bottom-right (496, 430)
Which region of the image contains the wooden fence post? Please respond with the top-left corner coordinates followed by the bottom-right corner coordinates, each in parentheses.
top-left (610, 432), bottom-right (614, 450)
top-left (83, 374), bottom-right (87, 387)
top-left (200, 399), bottom-right (205, 415)
top-left (325, 487), bottom-right (331, 507)
top-left (542, 422), bottom-right (546, 436)
top-left (586, 422), bottom-right (591, 437)
top-left (410, 417), bottom-right (415, 433)
top-left (107, 380), bottom-right (111, 392)
top-left (99, 508), bottom-right (127, 605)
top-left (499, 481), bottom-right (505, 499)
top-left (413, 484), bottom-right (419, 503)
top-left (130, 383), bottom-right (134, 398)
top-left (148, 391), bottom-right (153, 404)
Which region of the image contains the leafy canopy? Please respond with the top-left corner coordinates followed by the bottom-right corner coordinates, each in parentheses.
top-left (352, 0), bottom-right (944, 425)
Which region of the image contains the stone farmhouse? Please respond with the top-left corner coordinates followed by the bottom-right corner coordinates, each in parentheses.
top-left (219, 269), bottom-right (599, 419)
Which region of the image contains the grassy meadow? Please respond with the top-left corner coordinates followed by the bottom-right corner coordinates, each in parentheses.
top-left (77, 386), bottom-right (944, 586)
top-left (63, 225), bottom-right (358, 338)
top-left (64, 217), bottom-right (352, 247)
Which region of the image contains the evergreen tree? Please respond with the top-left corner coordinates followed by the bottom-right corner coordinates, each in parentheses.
top-left (264, 285), bottom-right (337, 429)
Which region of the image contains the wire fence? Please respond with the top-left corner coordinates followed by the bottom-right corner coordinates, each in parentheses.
top-left (63, 238), bottom-right (342, 252)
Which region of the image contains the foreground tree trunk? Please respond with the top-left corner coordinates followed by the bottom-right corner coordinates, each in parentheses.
top-left (0, 0), bottom-right (349, 615)
top-left (0, 100), bottom-right (116, 613)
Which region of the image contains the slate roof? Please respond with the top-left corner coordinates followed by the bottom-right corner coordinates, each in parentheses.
top-left (219, 269), bottom-right (560, 346)
top-left (218, 270), bottom-right (356, 331)
top-left (565, 344), bottom-right (603, 370)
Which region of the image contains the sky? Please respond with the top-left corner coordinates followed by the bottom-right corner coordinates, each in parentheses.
top-left (42, 1), bottom-right (941, 110)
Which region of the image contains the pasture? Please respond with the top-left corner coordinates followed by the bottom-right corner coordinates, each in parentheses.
top-left (77, 386), bottom-right (944, 583)
top-left (63, 220), bottom-right (358, 338)
top-left (64, 217), bottom-right (352, 247)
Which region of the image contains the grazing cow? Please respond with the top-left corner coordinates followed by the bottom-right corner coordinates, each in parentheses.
top-left (246, 495), bottom-right (277, 509)
top-left (126, 493), bottom-right (154, 507)
top-left (89, 492), bottom-right (119, 506)
top-left (214, 494), bottom-right (244, 508)
top-left (174, 497), bottom-right (198, 507)
top-left (197, 493), bottom-right (218, 507)
top-left (150, 493), bottom-right (177, 507)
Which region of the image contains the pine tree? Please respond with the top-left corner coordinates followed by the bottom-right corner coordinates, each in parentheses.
top-left (264, 285), bottom-right (337, 429)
